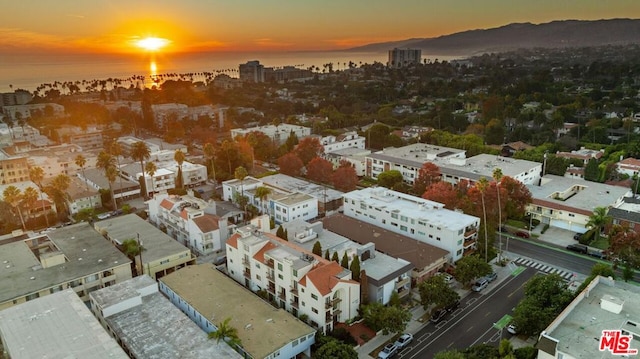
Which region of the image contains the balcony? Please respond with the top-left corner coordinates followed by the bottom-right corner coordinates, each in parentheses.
top-left (290, 300), bottom-right (299, 309)
top-left (395, 277), bottom-right (410, 289)
top-left (325, 297), bottom-right (342, 309)
top-left (242, 258), bottom-right (250, 267)
top-left (267, 272), bottom-right (275, 282)
top-left (266, 259), bottom-right (274, 268)
top-left (267, 284), bottom-right (276, 294)
top-left (290, 286), bottom-right (298, 295)
top-left (243, 269), bottom-right (251, 279)
top-left (278, 292), bottom-right (286, 301)
top-left (464, 227), bottom-right (478, 238)
top-left (463, 237), bottom-right (476, 248)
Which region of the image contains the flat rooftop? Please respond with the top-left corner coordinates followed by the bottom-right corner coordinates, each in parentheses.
top-left (91, 276), bottom-right (240, 359)
top-left (344, 187), bottom-right (479, 231)
top-left (261, 173), bottom-right (344, 202)
top-left (528, 175), bottom-right (631, 213)
top-left (160, 264), bottom-right (315, 359)
top-left (94, 214), bottom-right (190, 263)
top-left (368, 143), bottom-right (466, 169)
top-left (0, 223), bottom-right (131, 305)
top-left (0, 289), bottom-right (127, 359)
top-left (438, 153), bottom-right (541, 181)
top-left (322, 214), bottom-right (449, 270)
top-left (544, 276), bottom-right (640, 358)
top-left (272, 191), bottom-right (315, 206)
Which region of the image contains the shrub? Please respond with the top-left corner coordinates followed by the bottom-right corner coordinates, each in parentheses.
top-left (329, 327), bottom-right (357, 346)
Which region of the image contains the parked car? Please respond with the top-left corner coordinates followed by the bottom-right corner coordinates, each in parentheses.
top-left (438, 272), bottom-right (454, 284)
top-left (566, 244), bottom-right (588, 254)
top-left (484, 271), bottom-right (498, 282)
top-left (378, 343), bottom-right (398, 359)
top-left (430, 308), bottom-right (448, 324)
top-left (515, 231), bottom-right (530, 238)
top-left (394, 333), bottom-right (413, 350)
top-left (573, 233), bottom-right (582, 241)
top-left (507, 323), bottom-right (518, 335)
top-left (472, 278), bottom-right (489, 292)
top-left (445, 299), bottom-right (460, 312)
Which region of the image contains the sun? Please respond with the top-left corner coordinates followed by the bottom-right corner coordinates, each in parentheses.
top-left (135, 37), bottom-right (170, 51)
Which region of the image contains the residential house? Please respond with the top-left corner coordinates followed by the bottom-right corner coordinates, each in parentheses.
top-left (608, 197), bottom-right (640, 233)
top-left (616, 157), bottom-right (640, 178)
top-left (319, 131), bottom-right (366, 154)
top-left (231, 124), bottom-right (311, 145)
top-left (66, 176), bottom-right (102, 214)
top-left (556, 147), bottom-right (604, 165)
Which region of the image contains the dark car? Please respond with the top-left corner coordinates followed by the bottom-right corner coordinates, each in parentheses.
top-left (573, 233), bottom-right (582, 241)
top-left (445, 299), bottom-right (460, 312)
top-left (515, 231), bottom-right (530, 238)
top-left (430, 308), bottom-right (448, 323)
top-left (566, 244), bottom-right (588, 254)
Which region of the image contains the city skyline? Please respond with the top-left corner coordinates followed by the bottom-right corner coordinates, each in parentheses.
top-left (2, 1), bottom-right (640, 55)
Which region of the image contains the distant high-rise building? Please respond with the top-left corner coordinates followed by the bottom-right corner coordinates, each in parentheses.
top-left (388, 48), bottom-right (422, 68)
top-left (238, 60), bottom-right (265, 82)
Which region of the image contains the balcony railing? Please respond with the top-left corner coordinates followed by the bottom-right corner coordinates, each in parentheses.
top-left (395, 277), bottom-right (410, 288)
top-left (266, 259), bottom-right (274, 268)
top-left (290, 300), bottom-right (299, 309)
top-left (267, 284), bottom-right (276, 294)
top-left (463, 238), bottom-right (476, 248)
top-left (464, 228), bottom-right (477, 238)
top-left (267, 272), bottom-right (275, 281)
top-left (325, 297), bottom-right (341, 309)
top-left (242, 258), bottom-right (250, 267)
top-left (290, 286), bottom-right (298, 295)
top-left (278, 292), bottom-right (286, 301)
top-left (243, 270), bottom-right (251, 279)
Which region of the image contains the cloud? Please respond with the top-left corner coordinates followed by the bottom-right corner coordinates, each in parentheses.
top-left (0, 28), bottom-right (70, 50)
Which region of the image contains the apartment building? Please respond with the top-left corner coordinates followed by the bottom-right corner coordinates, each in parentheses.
top-left (160, 264), bottom-right (316, 359)
top-left (0, 289), bottom-right (128, 359)
top-left (22, 143), bottom-right (95, 179)
top-left (231, 124), bottom-right (311, 145)
top-left (527, 175), bottom-right (631, 232)
top-left (81, 167), bottom-right (140, 202)
top-left (0, 224), bottom-right (132, 310)
top-left (388, 48), bottom-right (422, 68)
top-left (226, 223), bottom-right (360, 334)
top-left (147, 192), bottom-right (232, 256)
top-left (281, 219), bottom-right (414, 304)
top-left (616, 157), bottom-right (640, 178)
top-left (325, 147), bottom-right (371, 176)
top-left (0, 154), bottom-right (29, 184)
top-left (343, 187), bottom-right (480, 262)
top-left (56, 126), bottom-right (104, 150)
top-left (239, 60), bottom-right (265, 82)
top-left (319, 131), bottom-right (366, 154)
top-left (66, 176), bottom-right (102, 214)
top-left (261, 173), bottom-right (344, 215)
top-left (90, 275), bottom-right (241, 359)
top-left (94, 214), bottom-right (196, 280)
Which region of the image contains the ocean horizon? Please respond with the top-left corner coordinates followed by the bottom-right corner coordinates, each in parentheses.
top-left (0, 50), bottom-right (463, 93)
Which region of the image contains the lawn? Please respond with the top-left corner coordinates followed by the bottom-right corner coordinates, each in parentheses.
top-left (589, 236), bottom-right (609, 250)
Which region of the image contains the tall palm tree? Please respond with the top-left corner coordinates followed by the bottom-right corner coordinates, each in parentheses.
top-left (174, 149), bottom-right (186, 189)
top-left (48, 174), bottom-right (71, 219)
top-left (234, 166), bottom-right (249, 219)
top-left (203, 142), bottom-right (217, 183)
top-left (208, 317), bottom-right (242, 349)
top-left (3, 186), bottom-right (25, 230)
top-left (110, 141), bottom-right (125, 203)
top-left (255, 186), bottom-right (272, 217)
top-left (477, 177), bottom-right (489, 262)
top-left (74, 154), bottom-right (93, 209)
top-left (97, 151), bottom-right (118, 210)
top-left (29, 166), bottom-right (49, 227)
top-left (586, 206), bottom-right (612, 243)
top-left (493, 168), bottom-right (503, 261)
top-left (145, 161), bottom-right (157, 197)
top-left (130, 141), bottom-right (150, 196)
top-left (22, 187), bottom-right (39, 221)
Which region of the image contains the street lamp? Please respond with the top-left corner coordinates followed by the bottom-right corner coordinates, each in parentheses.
top-left (136, 232), bottom-right (144, 277)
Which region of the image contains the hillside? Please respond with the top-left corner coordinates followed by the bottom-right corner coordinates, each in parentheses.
top-left (347, 19), bottom-right (640, 56)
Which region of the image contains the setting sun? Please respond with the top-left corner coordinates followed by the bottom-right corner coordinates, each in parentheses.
top-left (135, 37), bottom-right (170, 51)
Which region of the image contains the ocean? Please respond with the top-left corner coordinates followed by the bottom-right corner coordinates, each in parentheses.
top-left (0, 50), bottom-right (461, 93)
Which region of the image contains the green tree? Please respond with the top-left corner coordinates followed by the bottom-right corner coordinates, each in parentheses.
top-left (174, 149), bottom-right (186, 189)
top-left (312, 241), bottom-right (322, 256)
top-left (314, 338), bottom-right (358, 359)
top-left (110, 141), bottom-right (125, 202)
top-left (388, 291), bottom-right (401, 307)
top-left (331, 251), bottom-right (339, 263)
top-left (584, 158), bottom-right (600, 182)
top-left (276, 225), bottom-right (285, 239)
top-left (493, 168), bottom-right (504, 261)
top-left (418, 275), bottom-right (460, 310)
top-left (145, 161), bottom-right (157, 197)
top-left (350, 256), bottom-right (360, 281)
top-left (512, 273), bottom-right (573, 336)
top-left (477, 177), bottom-right (490, 262)
top-left (586, 206), bottom-right (612, 244)
top-left (3, 186), bottom-right (25, 230)
top-left (97, 151), bottom-right (118, 210)
top-left (377, 170), bottom-right (404, 189)
top-left (361, 302), bottom-right (411, 335)
top-left (203, 142), bottom-right (217, 183)
top-left (324, 249), bottom-right (330, 260)
top-left (499, 338), bottom-right (514, 358)
top-left (208, 317), bottom-right (242, 349)
top-left (130, 141), bottom-right (150, 195)
top-left (455, 255), bottom-right (492, 286)
top-left (75, 154), bottom-right (93, 209)
top-left (21, 187), bottom-right (39, 221)
top-left (255, 186), bottom-right (272, 216)
top-left (434, 350), bottom-right (465, 359)
top-left (341, 252), bottom-right (349, 269)
top-left (28, 166), bottom-right (49, 227)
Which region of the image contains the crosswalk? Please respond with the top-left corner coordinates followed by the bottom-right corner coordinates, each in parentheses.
top-left (512, 258), bottom-right (575, 280)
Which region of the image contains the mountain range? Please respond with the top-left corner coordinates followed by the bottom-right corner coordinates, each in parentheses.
top-left (347, 19), bottom-right (640, 56)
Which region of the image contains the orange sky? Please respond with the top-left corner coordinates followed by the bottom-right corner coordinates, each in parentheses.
top-left (1, 1), bottom-right (640, 54)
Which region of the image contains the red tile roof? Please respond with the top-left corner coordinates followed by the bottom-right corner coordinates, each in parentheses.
top-left (253, 242), bottom-right (277, 264)
top-left (227, 233), bottom-right (239, 249)
top-left (160, 198), bottom-right (174, 210)
top-left (304, 261), bottom-right (355, 296)
top-left (192, 214), bottom-right (221, 233)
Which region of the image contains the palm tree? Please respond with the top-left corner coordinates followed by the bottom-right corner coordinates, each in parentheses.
top-left (203, 142), bottom-right (217, 183)
top-left (145, 161), bottom-right (157, 197)
top-left (493, 168), bottom-right (503, 261)
top-left (4, 186), bottom-right (25, 230)
top-left (97, 151), bottom-right (118, 210)
top-left (75, 154), bottom-right (93, 209)
top-left (110, 141), bottom-right (125, 203)
top-left (234, 166), bottom-right (249, 220)
top-left (29, 166), bottom-right (49, 227)
top-left (255, 186), bottom-right (272, 217)
top-left (208, 317), bottom-right (242, 349)
top-left (586, 207), bottom-right (612, 244)
top-left (477, 177), bottom-right (489, 262)
top-left (174, 149), bottom-right (186, 189)
top-left (22, 187), bottom-right (39, 221)
top-left (130, 141), bottom-right (150, 195)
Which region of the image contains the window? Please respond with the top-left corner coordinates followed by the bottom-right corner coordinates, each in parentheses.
top-left (256, 275), bottom-right (261, 281)
top-left (458, 229), bottom-right (463, 235)
top-left (311, 293), bottom-right (318, 300)
top-left (457, 249), bottom-right (463, 255)
top-left (400, 215), bottom-right (408, 222)
top-left (312, 308), bottom-right (318, 314)
top-left (458, 239), bottom-right (463, 245)
top-left (278, 263), bottom-right (283, 271)
top-left (400, 225), bottom-right (407, 232)
top-left (293, 269), bottom-right (297, 276)
top-left (278, 274), bottom-right (283, 280)
top-left (437, 237), bottom-right (441, 241)
top-left (301, 301), bottom-right (305, 307)
top-left (391, 213), bottom-right (398, 219)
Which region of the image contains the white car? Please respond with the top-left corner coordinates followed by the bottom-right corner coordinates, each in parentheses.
top-left (438, 273), bottom-right (454, 284)
top-left (394, 333), bottom-right (413, 349)
top-left (507, 323), bottom-right (518, 335)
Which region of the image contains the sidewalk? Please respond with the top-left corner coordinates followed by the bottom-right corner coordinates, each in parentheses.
top-left (356, 261), bottom-right (515, 359)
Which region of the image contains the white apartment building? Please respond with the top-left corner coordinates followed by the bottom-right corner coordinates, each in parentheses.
top-left (320, 131), bottom-right (366, 154)
top-left (343, 187), bottom-right (480, 262)
top-left (226, 223), bottom-right (360, 334)
top-left (388, 48), bottom-right (422, 68)
top-left (223, 176), bottom-right (320, 225)
top-left (325, 147), bottom-right (371, 176)
top-left (231, 124), bottom-right (311, 145)
top-left (147, 192), bottom-right (231, 256)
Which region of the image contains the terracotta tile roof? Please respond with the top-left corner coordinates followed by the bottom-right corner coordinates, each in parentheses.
top-left (253, 242), bottom-right (278, 264)
top-left (181, 209), bottom-right (188, 220)
top-left (304, 261), bottom-right (353, 296)
top-left (227, 233), bottom-right (239, 249)
top-left (160, 198), bottom-right (174, 210)
top-left (532, 198), bottom-right (593, 217)
top-left (321, 214), bottom-right (449, 270)
top-left (192, 214), bottom-right (221, 233)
